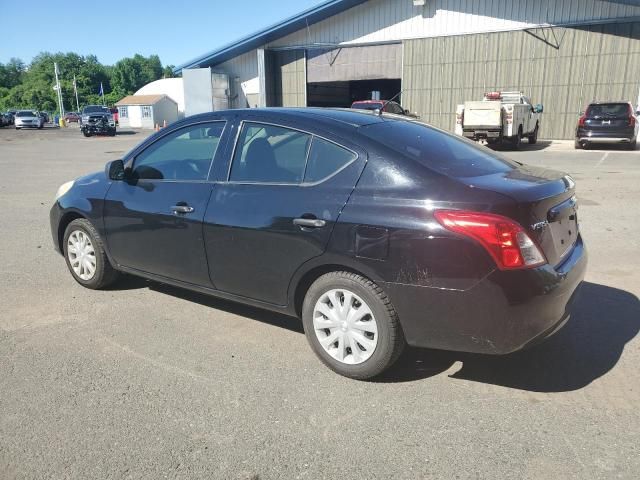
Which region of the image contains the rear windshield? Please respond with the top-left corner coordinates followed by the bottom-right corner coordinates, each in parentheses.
top-left (360, 121), bottom-right (517, 178)
top-left (16, 111), bottom-right (36, 117)
top-left (352, 102), bottom-right (384, 111)
top-left (586, 103), bottom-right (630, 117)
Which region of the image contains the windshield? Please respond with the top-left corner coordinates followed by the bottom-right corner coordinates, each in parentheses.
top-left (586, 103), bottom-right (630, 117)
top-left (83, 106), bottom-right (110, 114)
top-left (360, 120), bottom-right (518, 178)
top-left (16, 111), bottom-right (36, 117)
top-left (352, 102), bottom-right (384, 111)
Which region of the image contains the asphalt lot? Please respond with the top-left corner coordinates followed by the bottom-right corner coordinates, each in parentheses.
top-left (1, 125), bottom-right (639, 479)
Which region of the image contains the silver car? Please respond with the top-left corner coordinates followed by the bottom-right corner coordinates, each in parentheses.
top-left (14, 110), bottom-right (44, 130)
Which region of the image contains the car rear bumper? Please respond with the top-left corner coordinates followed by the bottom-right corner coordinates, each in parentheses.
top-left (576, 128), bottom-right (635, 143)
top-left (384, 235), bottom-right (587, 354)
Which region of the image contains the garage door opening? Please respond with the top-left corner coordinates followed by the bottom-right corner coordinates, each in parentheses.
top-left (306, 79), bottom-right (402, 108)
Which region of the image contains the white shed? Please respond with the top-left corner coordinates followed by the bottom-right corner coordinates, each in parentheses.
top-left (115, 94), bottom-right (178, 129)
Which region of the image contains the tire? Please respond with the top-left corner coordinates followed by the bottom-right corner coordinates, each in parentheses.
top-left (627, 139), bottom-right (637, 151)
top-left (574, 139), bottom-right (583, 150)
top-left (302, 271), bottom-right (405, 380)
top-left (83, 131), bottom-right (91, 137)
top-left (63, 218), bottom-right (119, 289)
top-left (511, 127), bottom-right (523, 150)
top-left (109, 129), bottom-right (116, 137)
top-left (528, 123), bottom-right (539, 144)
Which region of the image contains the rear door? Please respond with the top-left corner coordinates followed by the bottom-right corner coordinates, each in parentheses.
top-left (203, 118), bottom-right (367, 305)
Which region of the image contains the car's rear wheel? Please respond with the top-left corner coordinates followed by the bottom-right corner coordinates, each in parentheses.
top-left (83, 131), bottom-right (91, 137)
top-left (512, 127), bottom-right (523, 150)
top-left (63, 219), bottom-right (119, 289)
top-left (528, 123), bottom-right (539, 144)
top-left (302, 271), bottom-right (405, 380)
top-left (628, 138), bottom-right (637, 150)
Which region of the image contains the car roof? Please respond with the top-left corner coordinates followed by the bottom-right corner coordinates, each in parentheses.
top-left (193, 107), bottom-right (395, 128)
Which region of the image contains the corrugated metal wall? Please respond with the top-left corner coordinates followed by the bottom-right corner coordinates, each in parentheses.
top-left (268, 50), bottom-right (307, 107)
top-left (403, 21), bottom-right (640, 139)
top-left (269, 0), bottom-right (640, 49)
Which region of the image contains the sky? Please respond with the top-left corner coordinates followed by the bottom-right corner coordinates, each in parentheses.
top-left (0, 0), bottom-right (321, 67)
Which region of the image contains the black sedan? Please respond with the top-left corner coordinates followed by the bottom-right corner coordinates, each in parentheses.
top-left (575, 102), bottom-right (638, 150)
top-left (50, 108), bottom-right (587, 379)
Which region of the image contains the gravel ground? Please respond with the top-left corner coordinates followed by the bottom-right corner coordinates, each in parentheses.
top-left (0, 125), bottom-right (638, 479)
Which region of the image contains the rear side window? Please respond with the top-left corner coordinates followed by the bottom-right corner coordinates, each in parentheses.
top-left (586, 103), bottom-right (630, 117)
top-left (304, 137), bottom-right (356, 183)
top-left (360, 121), bottom-right (516, 178)
top-left (230, 122), bottom-right (311, 183)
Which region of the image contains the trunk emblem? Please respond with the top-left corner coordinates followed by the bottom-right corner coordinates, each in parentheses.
top-left (531, 220), bottom-right (549, 231)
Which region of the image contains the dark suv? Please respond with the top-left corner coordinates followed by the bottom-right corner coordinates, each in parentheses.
top-left (50, 108), bottom-right (587, 379)
top-left (80, 105), bottom-right (116, 137)
top-left (575, 102), bottom-right (638, 149)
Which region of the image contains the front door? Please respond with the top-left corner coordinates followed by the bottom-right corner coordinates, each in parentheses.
top-left (104, 121), bottom-right (227, 286)
top-left (204, 120), bottom-right (366, 305)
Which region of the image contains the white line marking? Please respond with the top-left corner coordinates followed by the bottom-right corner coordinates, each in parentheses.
top-left (595, 151), bottom-right (609, 168)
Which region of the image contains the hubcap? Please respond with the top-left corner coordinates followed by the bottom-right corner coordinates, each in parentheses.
top-left (313, 289), bottom-right (378, 365)
top-left (67, 230), bottom-right (97, 281)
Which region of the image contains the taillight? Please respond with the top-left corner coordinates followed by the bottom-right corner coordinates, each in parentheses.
top-left (505, 112), bottom-right (513, 124)
top-left (578, 115), bottom-right (586, 127)
top-left (434, 210), bottom-right (547, 270)
top-left (629, 115), bottom-right (636, 127)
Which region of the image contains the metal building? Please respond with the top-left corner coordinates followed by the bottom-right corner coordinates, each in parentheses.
top-left (175, 0), bottom-right (640, 139)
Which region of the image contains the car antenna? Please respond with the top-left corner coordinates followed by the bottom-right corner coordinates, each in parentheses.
top-left (377, 90), bottom-right (403, 116)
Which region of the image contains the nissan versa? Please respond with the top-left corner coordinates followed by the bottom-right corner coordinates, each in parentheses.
top-left (50, 108), bottom-right (587, 379)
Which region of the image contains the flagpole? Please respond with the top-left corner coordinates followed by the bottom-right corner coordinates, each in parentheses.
top-left (101, 82), bottom-right (105, 106)
top-left (73, 75), bottom-right (80, 112)
top-left (54, 63), bottom-right (65, 118)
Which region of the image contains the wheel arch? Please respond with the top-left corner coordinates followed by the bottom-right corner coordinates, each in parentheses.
top-left (290, 259), bottom-right (386, 319)
top-left (57, 211), bottom-right (87, 253)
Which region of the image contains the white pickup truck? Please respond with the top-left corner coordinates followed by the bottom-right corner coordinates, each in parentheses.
top-left (455, 91), bottom-right (543, 148)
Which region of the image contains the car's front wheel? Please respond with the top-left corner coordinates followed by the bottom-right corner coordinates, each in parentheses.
top-left (302, 272), bottom-right (405, 380)
top-left (63, 219), bottom-right (119, 289)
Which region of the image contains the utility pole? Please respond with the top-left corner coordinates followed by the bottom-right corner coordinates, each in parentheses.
top-left (53, 63), bottom-right (65, 117)
top-left (73, 75), bottom-right (80, 112)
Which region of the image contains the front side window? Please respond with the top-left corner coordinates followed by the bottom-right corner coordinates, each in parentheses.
top-left (229, 122), bottom-right (311, 183)
top-left (133, 122), bottom-right (225, 181)
top-left (142, 106), bottom-right (151, 118)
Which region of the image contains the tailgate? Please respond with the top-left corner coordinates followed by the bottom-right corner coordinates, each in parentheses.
top-left (463, 101), bottom-right (502, 129)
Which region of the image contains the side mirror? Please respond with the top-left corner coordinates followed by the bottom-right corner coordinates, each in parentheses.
top-left (534, 104), bottom-right (544, 113)
top-left (106, 159), bottom-right (125, 181)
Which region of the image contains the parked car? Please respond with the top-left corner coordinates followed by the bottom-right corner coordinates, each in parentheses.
top-left (64, 112), bottom-right (81, 123)
top-left (39, 111), bottom-right (50, 123)
top-left (14, 110), bottom-right (44, 129)
top-left (50, 108), bottom-right (587, 379)
top-left (0, 113), bottom-right (11, 127)
top-left (6, 110), bottom-right (16, 124)
top-left (455, 91), bottom-right (543, 149)
top-left (351, 100), bottom-right (414, 117)
top-left (575, 102), bottom-right (638, 150)
top-left (80, 105), bottom-right (116, 136)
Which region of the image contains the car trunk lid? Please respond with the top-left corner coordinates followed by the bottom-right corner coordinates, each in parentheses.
top-left (460, 165), bottom-right (578, 267)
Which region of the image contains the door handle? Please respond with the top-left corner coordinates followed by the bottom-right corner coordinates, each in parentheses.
top-left (293, 218), bottom-right (326, 229)
top-left (171, 204), bottom-right (194, 214)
